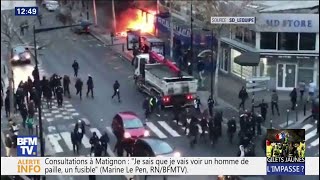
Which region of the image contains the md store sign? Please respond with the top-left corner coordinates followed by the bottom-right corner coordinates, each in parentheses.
top-left (255, 13), bottom-right (319, 33)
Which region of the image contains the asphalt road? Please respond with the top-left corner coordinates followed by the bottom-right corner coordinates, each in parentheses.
top-left (1, 8), bottom-right (318, 180)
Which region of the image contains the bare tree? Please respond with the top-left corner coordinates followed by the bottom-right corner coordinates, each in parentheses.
top-left (180, 0), bottom-right (253, 103)
top-left (1, 12), bottom-right (16, 118)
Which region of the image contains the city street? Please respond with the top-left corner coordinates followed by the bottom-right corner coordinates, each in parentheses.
top-left (1, 2), bottom-right (319, 180)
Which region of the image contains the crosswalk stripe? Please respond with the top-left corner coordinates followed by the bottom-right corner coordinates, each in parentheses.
top-left (305, 129), bottom-right (317, 141)
top-left (47, 134), bottom-right (63, 153)
top-left (301, 124), bottom-right (313, 131)
top-left (158, 121), bottom-right (180, 137)
top-left (82, 135), bottom-right (91, 148)
top-left (279, 120), bottom-right (294, 128)
top-left (60, 132), bottom-right (73, 151)
top-left (146, 122), bottom-right (167, 139)
top-left (90, 128), bottom-right (102, 138)
top-left (310, 138), bottom-right (319, 147)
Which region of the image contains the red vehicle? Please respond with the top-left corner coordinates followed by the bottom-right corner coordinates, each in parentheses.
top-left (111, 112), bottom-right (149, 141)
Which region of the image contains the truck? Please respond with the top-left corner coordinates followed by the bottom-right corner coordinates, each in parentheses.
top-left (133, 51), bottom-right (198, 107)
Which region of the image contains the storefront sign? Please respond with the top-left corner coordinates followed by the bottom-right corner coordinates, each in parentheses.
top-left (255, 14), bottom-right (319, 33)
top-left (261, 54), bottom-right (319, 60)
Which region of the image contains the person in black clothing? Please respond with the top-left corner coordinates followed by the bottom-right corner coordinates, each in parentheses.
top-left (254, 114), bottom-right (263, 136)
top-left (227, 117), bottom-right (237, 144)
top-left (32, 67), bottom-right (39, 83)
top-left (20, 103), bottom-right (28, 128)
top-left (90, 132), bottom-right (99, 154)
top-left (207, 96), bottom-right (214, 117)
top-left (74, 120), bottom-right (85, 144)
top-left (112, 80), bottom-right (121, 102)
top-left (100, 132), bottom-right (110, 156)
top-left (199, 116), bottom-right (208, 142)
top-left (56, 85), bottom-right (64, 107)
top-left (86, 75), bottom-right (94, 98)
top-left (72, 60), bottom-right (79, 77)
top-left (94, 142), bottom-right (103, 157)
top-left (189, 122), bottom-right (199, 148)
top-left (254, 99), bottom-right (268, 123)
top-left (194, 96), bottom-right (201, 113)
top-left (213, 111), bottom-right (223, 137)
top-left (114, 140), bottom-right (124, 157)
top-left (142, 97), bottom-right (150, 121)
top-left (290, 88), bottom-right (298, 110)
top-left (43, 84), bottom-right (52, 109)
top-left (132, 45), bottom-right (139, 66)
top-left (75, 78), bottom-right (83, 100)
top-left (71, 131), bottom-right (79, 155)
top-left (238, 86), bottom-right (249, 110)
top-left (63, 75), bottom-right (71, 98)
top-left (208, 117), bottom-right (215, 145)
top-left (40, 76), bottom-right (49, 99)
top-left (5, 95), bottom-right (10, 117)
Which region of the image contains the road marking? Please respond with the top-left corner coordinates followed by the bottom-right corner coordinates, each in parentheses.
top-left (64, 104), bottom-right (73, 108)
top-left (67, 108), bottom-right (77, 112)
top-left (90, 128), bottom-right (101, 138)
top-left (97, 44), bottom-right (102, 47)
top-left (306, 129), bottom-right (317, 141)
top-left (55, 114), bottom-right (63, 118)
top-left (60, 132), bottom-right (73, 151)
top-left (44, 113), bottom-right (52, 117)
top-left (63, 116), bottom-right (71, 120)
top-left (71, 112), bottom-right (80, 116)
top-left (47, 126), bottom-right (56, 133)
top-left (81, 118), bottom-right (90, 126)
top-left (146, 122), bottom-right (167, 139)
top-left (301, 124), bottom-right (313, 131)
top-left (279, 120), bottom-right (295, 128)
top-left (51, 110), bottom-right (59, 114)
top-left (158, 121), bottom-right (180, 137)
top-left (62, 111), bottom-right (68, 115)
top-left (310, 138), bottom-right (319, 147)
top-left (47, 134), bottom-right (63, 153)
top-left (82, 135), bottom-right (91, 148)
top-left (106, 127), bottom-right (114, 137)
top-left (46, 118), bottom-right (54, 122)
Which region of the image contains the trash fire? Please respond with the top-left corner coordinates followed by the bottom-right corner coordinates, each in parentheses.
top-left (116, 8), bottom-right (156, 37)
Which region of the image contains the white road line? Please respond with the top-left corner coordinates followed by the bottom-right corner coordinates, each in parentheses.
top-left (71, 112), bottom-right (80, 116)
top-left (46, 118), bottom-right (54, 122)
top-left (63, 116), bottom-right (71, 120)
top-left (67, 108), bottom-right (77, 112)
top-left (90, 128), bottom-right (102, 138)
top-left (64, 104), bottom-right (73, 108)
top-left (47, 134), bottom-right (63, 153)
top-left (47, 126), bottom-right (56, 133)
top-left (301, 124), bottom-right (313, 131)
top-left (60, 132), bottom-right (73, 151)
top-left (306, 129), bottom-right (317, 141)
top-left (158, 121), bottom-right (180, 137)
top-left (55, 114), bottom-right (63, 118)
top-left (146, 122), bottom-right (167, 139)
top-left (106, 127), bottom-right (114, 137)
top-left (51, 110), bottom-right (59, 114)
top-left (82, 135), bottom-right (91, 148)
top-left (310, 138), bottom-right (319, 147)
top-left (44, 113), bottom-right (52, 117)
top-left (279, 120), bottom-right (295, 128)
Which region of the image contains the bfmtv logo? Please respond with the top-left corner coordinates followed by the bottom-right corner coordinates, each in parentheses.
top-left (17, 136), bottom-right (38, 156)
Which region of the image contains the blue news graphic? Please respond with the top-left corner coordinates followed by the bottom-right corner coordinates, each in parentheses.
top-left (17, 136), bottom-right (38, 157)
top-left (267, 163), bottom-right (305, 175)
top-left (15, 7), bottom-right (38, 16)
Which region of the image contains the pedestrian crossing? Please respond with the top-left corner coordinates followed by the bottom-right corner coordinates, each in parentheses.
top-left (279, 120), bottom-right (296, 128)
top-left (298, 122), bottom-right (319, 150)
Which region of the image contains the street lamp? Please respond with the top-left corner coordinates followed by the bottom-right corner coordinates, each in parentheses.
top-left (202, 28), bottom-right (214, 98)
top-left (188, 0), bottom-right (193, 76)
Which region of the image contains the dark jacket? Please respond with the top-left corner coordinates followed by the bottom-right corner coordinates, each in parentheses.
top-left (71, 132), bottom-right (78, 144)
top-left (74, 123), bottom-right (85, 135)
top-left (255, 103), bottom-right (268, 113)
top-left (100, 133), bottom-right (109, 147)
top-left (87, 77), bottom-right (94, 89)
top-left (5, 136), bottom-right (13, 148)
top-left (40, 78), bottom-right (49, 91)
top-left (290, 89), bottom-right (297, 101)
top-left (239, 89), bottom-right (248, 100)
top-left (63, 76), bottom-right (70, 87)
top-left (72, 62), bottom-right (79, 70)
top-left (90, 135), bottom-right (99, 145)
top-left (75, 79), bottom-right (83, 90)
top-left (5, 96), bottom-right (10, 110)
top-left (94, 143), bottom-right (103, 157)
top-left (113, 82), bottom-right (120, 90)
top-left (227, 119), bottom-right (237, 133)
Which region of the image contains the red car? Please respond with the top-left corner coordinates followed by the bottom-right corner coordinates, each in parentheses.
top-left (111, 112), bottom-right (149, 141)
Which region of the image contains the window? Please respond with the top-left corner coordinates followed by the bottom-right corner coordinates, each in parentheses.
top-left (235, 27), bottom-right (243, 41)
top-left (278, 32), bottom-right (298, 50)
top-left (260, 32), bottom-right (277, 49)
top-left (244, 28), bottom-right (256, 46)
top-left (300, 33), bottom-right (316, 50)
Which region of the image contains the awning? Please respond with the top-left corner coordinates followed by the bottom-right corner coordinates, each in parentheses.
top-left (234, 52), bottom-right (260, 66)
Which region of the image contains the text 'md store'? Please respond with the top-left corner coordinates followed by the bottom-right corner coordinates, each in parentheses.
top-left (220, 13), bottom-right (319, 91)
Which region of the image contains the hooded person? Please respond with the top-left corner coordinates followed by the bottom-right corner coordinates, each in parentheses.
top-left (86, 75), bottom-right (94, 98)
top-left (74, 120), bottom-right (85, 143)
top-left (75, 78), bottom-right (83, 100)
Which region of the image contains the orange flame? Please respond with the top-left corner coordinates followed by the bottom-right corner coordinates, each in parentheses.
top-left (118, 9), bottom-right (156, 36)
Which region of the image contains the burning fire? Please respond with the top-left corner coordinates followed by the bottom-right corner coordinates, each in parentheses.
top-left (117, 9), bottom-right (156, 37)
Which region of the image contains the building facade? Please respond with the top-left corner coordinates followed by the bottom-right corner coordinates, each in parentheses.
top-left (220, 12), bottom-right (319, 91)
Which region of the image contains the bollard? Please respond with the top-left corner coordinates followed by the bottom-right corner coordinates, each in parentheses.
top-left (122, 44), bottom-right (125, 52)
top-left (270, 119), bottom-right (273, 129)
top-left (304, 103), bottom-right (306, 116)
top-left (35, 125), bottom-right (39, 137)
top-left (295, 104), bottom-right (298, 122)
top-left (286, 109), bottom-right (290, 127)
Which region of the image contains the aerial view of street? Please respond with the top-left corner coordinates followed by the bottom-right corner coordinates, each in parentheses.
top-left (1, 0), bottom-right (319, 180)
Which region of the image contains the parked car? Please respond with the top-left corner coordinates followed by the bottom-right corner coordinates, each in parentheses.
top-left (131, 137), bottom-right (181, 157)
top-left (111, 112), bottom-right (149, 141)
top-left (43, 0), bottom-right (59, 11)
top-left (11, 46), bottom-right (31, 65)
